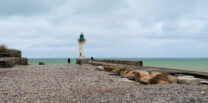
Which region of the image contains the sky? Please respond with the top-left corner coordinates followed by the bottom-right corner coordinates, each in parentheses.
top-left (0, 0), bottom-right (208, 58)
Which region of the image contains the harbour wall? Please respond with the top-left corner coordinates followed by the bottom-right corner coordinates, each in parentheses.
top-left (76, 59), bottom-right (208, 80)
top-left (76, 59), bottom-right (143, 66)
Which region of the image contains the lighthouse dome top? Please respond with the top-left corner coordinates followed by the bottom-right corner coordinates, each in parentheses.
top-left (80, 33), bottom-right (84, 39)
top-left (78, 32), bottom-right (86, 42)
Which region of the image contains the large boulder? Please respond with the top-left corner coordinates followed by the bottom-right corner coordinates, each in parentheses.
top-left (133, 70), bottom-right (150, 83)
top-left (95, 66), bottom-right (104, 71)
top-left (139, 75), bottom-right (152, 84)
top-left (103, 65), bottom-right (116, 72)
top-left (157, 79), bottom-right (169, 84)
top-left (110, 66), bottom-right (133, 76)
top-left (118, 66), bottom-right (134, 77)
top-left (134, 70), bottom-right (150, 77)
top-left (177, 76), bottom-right (201, 85)
top-left (124, 70), bottom-right (135, 80)
top-left (111, 67), bottom-right (121, 74)
top-left (121, 69), bottom-right (133, 78)
top-left (39, 62), bottom-right (45, 65)
top-left (149, 73), bottom-right (177, 84)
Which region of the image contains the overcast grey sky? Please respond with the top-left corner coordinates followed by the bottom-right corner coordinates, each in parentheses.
top-left (0, 0), bottom-right (207, 58)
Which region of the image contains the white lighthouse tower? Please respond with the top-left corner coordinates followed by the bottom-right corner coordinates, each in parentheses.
top-left (78, 33), bottom-right (86, 59)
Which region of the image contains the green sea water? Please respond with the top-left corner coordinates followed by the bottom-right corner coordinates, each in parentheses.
top-left (28, 58), bottom-right (208, 72)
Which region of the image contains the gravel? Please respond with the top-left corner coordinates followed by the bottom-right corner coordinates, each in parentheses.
top-left (0, 64), bottom-right (207, 103)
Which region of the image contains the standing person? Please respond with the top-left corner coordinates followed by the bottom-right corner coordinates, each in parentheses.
top-left (68, 58), bottom-right (71, 64)
top-left (91, 57), bottom-right (94, 60)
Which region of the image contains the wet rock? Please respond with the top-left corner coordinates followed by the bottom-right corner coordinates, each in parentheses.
top-left (39, 62), bottom-right (45, 65)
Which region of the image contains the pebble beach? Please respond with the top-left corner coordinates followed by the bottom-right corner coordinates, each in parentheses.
top-left (0, 64), bottom-right (208, 103)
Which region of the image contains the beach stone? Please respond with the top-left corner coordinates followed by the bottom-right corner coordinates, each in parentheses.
top-left (177, 76), bottom-right (201, 85)
top-left (95, 66), bottom-right (103, 71)
top-left (118, 78), bottom-right (133, 82)
top-left (201, 80), bottom-right (208, 84)
top-left (38, 62), bottom-right (45, 65)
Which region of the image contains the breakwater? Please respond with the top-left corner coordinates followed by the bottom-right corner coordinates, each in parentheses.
top-left (77, 59), bottom-right (208, 80)
top-left (76, 59), bottom-right (143, 66)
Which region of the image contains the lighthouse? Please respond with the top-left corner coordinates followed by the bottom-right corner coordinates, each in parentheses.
top-left (78, 33), bottom-right (86, 59)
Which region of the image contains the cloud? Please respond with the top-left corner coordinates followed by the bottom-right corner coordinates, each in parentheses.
top-left (0, 0), bottom-right (208, 58)
top-left (0, 0), bottom-right (45, 16)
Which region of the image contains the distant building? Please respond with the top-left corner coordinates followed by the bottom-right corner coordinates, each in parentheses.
top-left (78, 33), bottom-right (86, 59)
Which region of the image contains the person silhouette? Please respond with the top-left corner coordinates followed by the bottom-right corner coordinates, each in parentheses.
top-left (68, 58), bottom-right (71, 64)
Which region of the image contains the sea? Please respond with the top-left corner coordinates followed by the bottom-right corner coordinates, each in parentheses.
top-left (28, 58), bottom-right (208, 73)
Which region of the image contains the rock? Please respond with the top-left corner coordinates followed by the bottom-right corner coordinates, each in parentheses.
top-left (39, 62), bottom-right (45, 65)
top-left (177, 76), bottom-right (201, 85)
top-left (118, 78), bottom-right (133, 82)
top-left (120, 69), bottom-right (133, 78)
top-left (109, 79), bottom-right (114, 82)
top-left (72, 99), bottom-right (76, 102)
top-left (140, 75), bottom-right (152, 84)
top-left (103, 65), bottom-right (115, 72)
top-left (133, 70), bottom-right (150, 83)
top-left (3, 92), bottom-right (8, 95)
top-left (111, 68), bottom-right (121, 74)
top-left (149, 73), bottom-right (177, 84)
top-left (35, 100), bottom-right (40, 103)
top-left (124, 70), bottom-right (135, 80)
top-left (134, 70), bottom-right (150, 77)
top-left (95, 66), bottom-right (103, 71)
top-left (158, 79), bottom-right (169, 84)
top-left (167, 75), bottom-right (177, 83)
top-left (118, 66), bottom-right (134, 77)
top-left (201, 80), bottom-right (208, 84)
top-left (150, 72), bottom-right (162, 77)
top-left (133, 72), bottom-right (141, 81)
